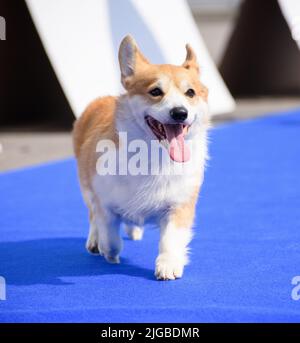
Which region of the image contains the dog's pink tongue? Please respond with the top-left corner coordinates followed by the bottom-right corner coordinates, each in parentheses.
top-left (164, 124), bottom-right (190, 163)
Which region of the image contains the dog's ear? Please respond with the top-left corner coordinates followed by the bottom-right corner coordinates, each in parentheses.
top-left (118, 35), bottom-right (149, 88)
top-left (182, 44), bottom-right (199, 74)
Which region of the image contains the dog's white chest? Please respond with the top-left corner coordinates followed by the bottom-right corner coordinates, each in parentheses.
top-left (92, 168), bottom-right (202, 225)
top-left (92, 118), bottom-right (207, 225)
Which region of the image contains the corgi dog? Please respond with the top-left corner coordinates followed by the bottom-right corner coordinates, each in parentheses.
top-left (73, 35), bottom-right (209, 280)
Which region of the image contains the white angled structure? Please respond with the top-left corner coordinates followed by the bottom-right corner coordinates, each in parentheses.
top-left (278, 0), bottom-right (300, 49)
top-left (25, 0), bottom-right (236, 117)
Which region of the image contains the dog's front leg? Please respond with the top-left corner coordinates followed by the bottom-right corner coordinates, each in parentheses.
top-left (155, 220), bottom-right (192, 280)
top-left (155, 203), bottom-right (196, 280)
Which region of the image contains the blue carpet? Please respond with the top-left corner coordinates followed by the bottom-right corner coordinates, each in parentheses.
top-left (1, 110), bottom-right (300, 323)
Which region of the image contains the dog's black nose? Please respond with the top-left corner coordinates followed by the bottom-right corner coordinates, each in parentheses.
top-left (170, 107), bottom-right (188, 122)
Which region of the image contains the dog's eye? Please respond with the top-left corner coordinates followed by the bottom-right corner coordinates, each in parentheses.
top-left (185, 88), bottom-right (196, 98)
top-left (149, 88), bottom-right (163, 97)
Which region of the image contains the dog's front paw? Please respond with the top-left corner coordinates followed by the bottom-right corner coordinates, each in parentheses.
top-left (86, 237), bottom-right (100, 255)
top-left (104, 254), bottom-right (120, 264)
top-left (155, 254), bottom-right (185, 280)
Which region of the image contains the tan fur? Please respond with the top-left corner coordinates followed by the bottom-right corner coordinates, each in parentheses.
top-left (73, 96), bottom-right (118, 189)
top-left (126, 64), bottom-right (207, 102)
top-left (171, 185), bottom-right (200, 229)
top-left (119, 35), bottom-right (207, 103)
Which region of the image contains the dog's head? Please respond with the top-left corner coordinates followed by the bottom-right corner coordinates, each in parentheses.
top-left (118, 35), bottom-right (209, 163)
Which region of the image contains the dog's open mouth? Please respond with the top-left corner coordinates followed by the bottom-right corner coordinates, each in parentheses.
top-left (145, 116), bottom-right (190, 163)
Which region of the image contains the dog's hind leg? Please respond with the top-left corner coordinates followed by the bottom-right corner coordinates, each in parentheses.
top-left (125, 225), bottom-right (144, 241)
top-left (82, 187), bottom-right (122, 263)
top-left (93, 202), bottom-right (123, 264)
top-left (86, 210), bottom-right (100, 254)
top-left (81, 188), bottom-right (100, 254)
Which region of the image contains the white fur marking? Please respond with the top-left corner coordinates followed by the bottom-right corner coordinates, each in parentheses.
top-left (155, 222), bottom-right (193, 280)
